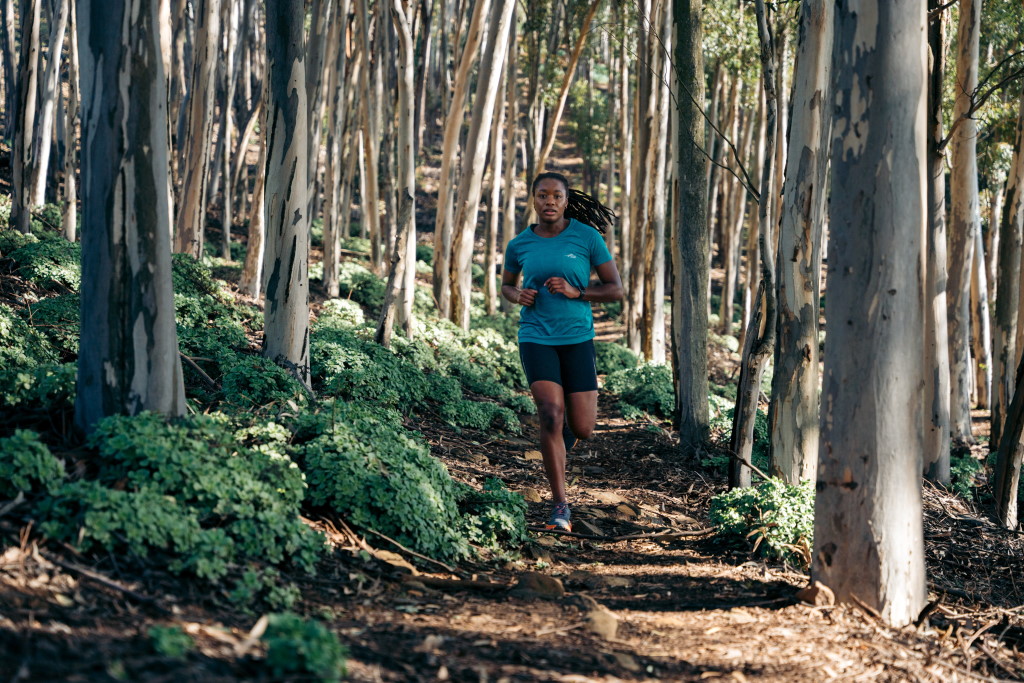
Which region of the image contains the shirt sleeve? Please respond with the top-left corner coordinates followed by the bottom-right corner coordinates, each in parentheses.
top-left (503, 237), bottom-right (521, 274)
top-left (590, 229), bottom-right (613, 267)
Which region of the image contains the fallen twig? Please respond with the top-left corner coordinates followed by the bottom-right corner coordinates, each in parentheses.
top-left (36, 548), bottom-right (170, 614)
top-left (179, 353), bottom-right (221, 390)
top-left (527, 525), bottom-right (713, 542)
top-left (403, 575), bottom-right (507, 593)
top-left (361, 526), bottom-right (459, 575)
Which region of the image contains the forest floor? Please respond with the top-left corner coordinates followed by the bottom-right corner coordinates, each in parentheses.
top-left (3, 369), bottom-right (1024, 682)
top-left (0, 278), bottom-right (1022, 681)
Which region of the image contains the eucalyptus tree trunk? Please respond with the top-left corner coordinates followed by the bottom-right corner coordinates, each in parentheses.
top-left (27, 0), bottom-right (69, 208)
top-left (0, 0), bottom-right (16, 140)
top-left (992, 90), bottom-right (1024, 448)
top-left (174, 0), bottom-right (220, 257)
top-left (643, 0), bottom-right (671, 364)
top-left (672, 0), bottom-right (709, 449)
top-left (533, 0), bottom-right (602, 175)
top-left (484, 68), bottom-right (507, 316)
top-left (75, 0), bottom-right (186, 434)
top-left (219, 0), bottom-right (239, 257)
top-left (355, 0), bottom-right (382, 271)
top-left (413, 0), bottom-right (434, 156)
top-left (239, 121), bottom-right (267, 299)
top-left (449, 0), bottom-right (516, 330)
top-left (738, 85), bottom-right (767, 353)
top-left (12, 0), bottom-right (41, 234)
top-left (971, 228), bottom-right (992, 408)
top-left (769, 0), bottom-right (832, 486)
top-left (263, 0), bottom-right (310, 386)
top-left (376, 0), bottom-right (417, 346)
top-left (626, 0), bottom-right (654, 355)
top-left (498, 25), bottom-right (518, 315)
top-left (729, 0), bottom-right (777, 489)
top-left (813, 0), bottom-right (927, 627)
top-left (322, 4), bottom-right (352, 299)
top-left (946, 0), bottom-right (982, 445)
top-left (62, 1), bottom-right (79, 242)
top-left (717, 77), bottom-right (742, 335)
top-left (618, 15), bottom-right (633, 277)
top-left (923, 0), bottom-right (951, 482)
top-left (432, 0), bottom-right (490, 318)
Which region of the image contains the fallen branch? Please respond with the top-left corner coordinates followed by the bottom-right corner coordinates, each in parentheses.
top-left (527, 525), bottom-right (713, 542)
top-left (179, 353), bottom-right (221, 390)
top-left (361, 526), bottom-right (459, 575)
top-left (402, 575), bottom-right (507, 593)
top-left (37, 549), bottom-right (170, 614)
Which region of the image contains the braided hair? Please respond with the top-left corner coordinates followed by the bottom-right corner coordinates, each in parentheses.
top-left (532, 172), bottom-right (616, 235)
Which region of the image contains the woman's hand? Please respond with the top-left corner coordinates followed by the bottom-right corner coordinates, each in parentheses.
top-left (543, 277), bottom-right (581, 299)
top-left (518, 288), bottom-right (538, 306)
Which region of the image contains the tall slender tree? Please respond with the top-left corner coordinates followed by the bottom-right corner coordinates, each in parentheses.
top-left (923, 0), bottom-right (951, 483)
top-left (946, 0), bottom-right (983, 445)
top-left (12, 0), bottom-right (40, 234)
top-left (75, 0), bottom-right (186, 433)
top-left (672, 0), bottom-right (709, 449)
top-left (769, 0), bottom-right (832, 485)
top-left (174, 0), bottom-right (221, 256)
top-left (262, 0), bottom-right (311, 386)
top-left (813, 0), bottom-right (928, 627)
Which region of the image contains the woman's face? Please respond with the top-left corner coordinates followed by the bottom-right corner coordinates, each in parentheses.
top-left (533, 178), bottom-right (568, 223)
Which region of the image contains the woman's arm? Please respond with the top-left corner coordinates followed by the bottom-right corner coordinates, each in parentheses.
top-left (544, 260), bottom-right (623, 302)
top-left (502, 269), bottom-right (537, 306)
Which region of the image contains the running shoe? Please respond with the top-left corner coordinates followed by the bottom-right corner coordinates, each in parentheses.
top-left (545, 502), bottom-right (572, 532)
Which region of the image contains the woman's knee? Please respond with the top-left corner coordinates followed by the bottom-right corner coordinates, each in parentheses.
top-left (536, 402), bottom-right (564, 432)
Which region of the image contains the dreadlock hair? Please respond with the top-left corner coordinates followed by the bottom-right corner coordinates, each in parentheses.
top-left (532, 172), bottom-right (616, 235)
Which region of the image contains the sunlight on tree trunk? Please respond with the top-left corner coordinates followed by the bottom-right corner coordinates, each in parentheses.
top-left (813, 0), bottom-right (928, 627)
top-left (769, 0), bottom-right (832, 486)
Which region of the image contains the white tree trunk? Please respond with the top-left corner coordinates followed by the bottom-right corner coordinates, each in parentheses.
top-left (262, 0), bottom-right (310, 385)
top-left (174, 0), bottom-right (220, 257)
top-left (971, 228), bottom-right (992, 408)
top-left (769, 0), bottom-right (832, 486)
top-left (62, 2), bottom-right (79, 242)
top-left (644, 0), bottom-right (671, 364)
top-left (813, 0), bottom-right (927, 627)
top-left (376, 0), bottom-right (417, 347)
top-left (75, 0), bottom-right (186, 433)
top-left (12, 0), bottom-right (40, 233)
top-left (923, 0), bottom-right (950, 482)
top-left (27, 0), bottom-right (69, 208)
top-left (449, 0), bottom-right (516, 330)
top-left (946, 0), bottom-right (982, 444)
top-left (432, 0), bottom-right (490, 317)
top-left (239, 114), bottom-right (267, 298)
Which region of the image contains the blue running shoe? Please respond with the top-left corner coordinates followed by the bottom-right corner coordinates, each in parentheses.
top-left (545, 502), bottom-right (572, 531)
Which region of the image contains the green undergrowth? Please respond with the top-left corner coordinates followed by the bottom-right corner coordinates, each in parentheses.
top-left (604, 362), bottom-right (675, 420)
top-left (0, 242), bottom-right (537, 605)
top-left (709, 477), bottom-right (815, 567)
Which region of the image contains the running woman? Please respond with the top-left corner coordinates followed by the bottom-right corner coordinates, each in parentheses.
top-left (501, 172), bottom-right (624, 532)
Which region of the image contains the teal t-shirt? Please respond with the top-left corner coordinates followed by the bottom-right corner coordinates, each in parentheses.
top-left (503, 218), bottom-right (613, 345)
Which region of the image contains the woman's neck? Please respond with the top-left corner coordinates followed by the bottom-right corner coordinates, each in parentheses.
top-left (534, 216), bottom-right (569, 236)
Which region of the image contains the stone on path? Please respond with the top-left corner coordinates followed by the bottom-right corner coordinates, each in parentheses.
top-left (519, 487), bottom-right (543, 503)
top-left (510, 571), bottom-right (565, 600)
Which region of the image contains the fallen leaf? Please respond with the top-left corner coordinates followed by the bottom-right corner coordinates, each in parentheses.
top-left (524, 450), bottom-right (543, 461)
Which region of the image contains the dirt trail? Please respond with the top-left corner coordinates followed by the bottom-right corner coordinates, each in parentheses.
top-left (327, 402), bottom-right (1003, 683)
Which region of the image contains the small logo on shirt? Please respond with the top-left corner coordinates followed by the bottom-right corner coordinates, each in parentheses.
top-left (565, 253), bottom-right (578, 259)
